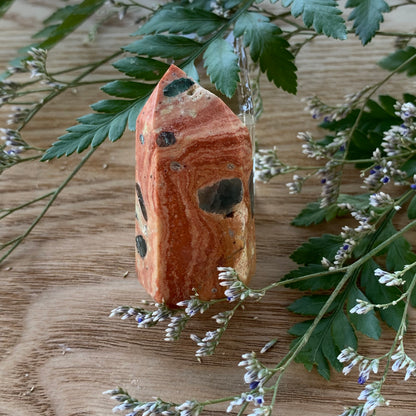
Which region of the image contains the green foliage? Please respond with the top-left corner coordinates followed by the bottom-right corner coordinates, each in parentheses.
top-left (41, 91), bottom-right (151, 160)
top-left (286, 261), bottom-right (384, 377)
top-left (112, 57), bottom-right (169, 81)
top-left (347, 284), bottom-right (381, 339)
top-left (288, 294), bottom-right (338, 315)
top-left (378, 46), bottom-right (416, 76)
top-left (346, 0), bottom-right (390, 45)
top-left (123, 35), bottom-right (203, 59)
top-left (203, 38), bottom-right (240, 98)
top-left (289, 311), bottom-right (356, 379)
top-left (281, 0), bottom-right (347, 39)
top-left (285, 176), bottom-right (416, 377)
top-left (291, 201), bottom-right (329, 226)
top-left (253, 26), bottom-right (297, 94)
top-left (360, 259), bottom-right (405, 330)
top-left (290, 234), bottom-right (344, 265)
top-left (284, 265), bottom-right (344, 290)
top-left (234, 11), bottom-right (297, 93)
top-left (321, 94), bottom-right (402, 162)
top-left (291, 194), bottom-right (371, 226)
top-left (0, 0), bottom-right (15, 18)
top-left (134, 6), bottom-right (226, 37)
top-left (407, 194), bottom-right (416, 219)
top-left (41, 1), bottom-right (301, 160)
top-left (2, 0), bottom-right (106, 77)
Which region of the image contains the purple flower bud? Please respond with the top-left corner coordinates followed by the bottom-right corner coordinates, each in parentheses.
top-left (249, 381), bottom-right (260, 390)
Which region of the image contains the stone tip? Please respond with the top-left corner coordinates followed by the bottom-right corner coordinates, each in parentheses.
top-left (160, 64), bottom-right (188, 83)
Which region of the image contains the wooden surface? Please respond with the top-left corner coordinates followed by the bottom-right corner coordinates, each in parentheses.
top-left (1, 1), bottom-right (416, 415)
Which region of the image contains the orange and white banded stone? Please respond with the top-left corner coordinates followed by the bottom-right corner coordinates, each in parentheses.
top-left (135, 64), bottom-right (255, 307)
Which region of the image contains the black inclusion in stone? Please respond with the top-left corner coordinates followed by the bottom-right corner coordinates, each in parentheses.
top-left (198, 178), bottom-right (243, 216)
top-left (139, 133), bottom-right (144, 145)
top-left (249, 170), bottom-right (254, 217)
top-left (163, 78), bottom-right (195, 97)
top-left (135, 235), bottom-right (147, 258)
top-left (156, 131), bottom-right (176, 147)
top-left (135, 182), bottom-right (148, 222)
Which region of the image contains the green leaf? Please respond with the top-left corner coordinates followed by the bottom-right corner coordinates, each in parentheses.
top-left (291, 201), bottom-right (328, 226)
top-left (289, 312), bottom-right (355, 379)
top-left (408, 194), bottom-right (416, 219)
top-left (386, 232), bottom-right (416, 273)
top-left (91, 126), bottom-right (110, 147)
top-left (90, 99), bottom-right (132, 113)
top-left (101, 80), bottom-right (155, 99)
top-left (135, 5), bottom-right (226, 37)
top-left (401, 157), bottom-right (416, 177)
top-left (35, 0), bottom-right (106, 49)
top-left (182, 60), bottom-right (199, 82)
top-left (2, 0), bottom-right (105, 77)
top-left (258, 32), bottom-right (297, 94)
top-left (42, 5), bottom-right (77, 25)
top-left (41, 93), bottom-right (149, 161)
top-left (360, 259), bottom-right (405, 330)
top-left (113, 57), bottom-right (169, 81)
top-left (378, 46), bottom-right (416, 76)
top-left (290, 234), bottom-right (343, 265)
top-left (322, 95), bottom-right (401, 162)
top-left (346, 0), bottom-right (390, 45)
top-left (234, 12), bottom-right (280, 61)
top-left (292, 194), bottom-right (371, 227)
top-left (347, 284), bottom-right (381, 339)
top-left (123, 35), bottom-right (202, 59)
top-left (281, 0), bottom-right (347, 40)
top-left (386, 235), bottom-right (416, 307)
top-left (108, 112), bottom-right (128, 142)
top-left (127, 99), bottom-right (147, 131)
top-left (331, 310), bottom-right (357, 351)
top-left (32, 24), bottom-right (61, 40)
top-left (288, 294), bottom-right (337, 315)
top-left (338, 193), bottom-right (372, 210)
top-left (234, 11), bottom-right (297, 94)
top-left (284, 265), bottom-right (343, 290)
top-left (0, 0), bottom-right (16, 18)
top-left (224, 0), bottom-right (243, 7)
top-left (203, 38), bottom-right (239, 98)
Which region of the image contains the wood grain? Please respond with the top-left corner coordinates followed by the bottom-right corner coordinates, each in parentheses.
top-left (1, 1), bottom-right (416, 415)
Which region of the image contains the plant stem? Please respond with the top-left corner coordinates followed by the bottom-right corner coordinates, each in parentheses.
top-left (0, 147), bottom-right (96, 264)
top-left (21, 50), bottom-right (123, 129)
top-left (379, 270), bottom-right (416, 386)
top-left (0, 190), bottom-right (54, 219)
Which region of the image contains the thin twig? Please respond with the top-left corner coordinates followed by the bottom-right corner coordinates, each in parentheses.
top-left (0, 147), bottom-right (96, 264)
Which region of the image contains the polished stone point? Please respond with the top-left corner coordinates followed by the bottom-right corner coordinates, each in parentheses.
top-left (135, 64), bottom-right (255, 307)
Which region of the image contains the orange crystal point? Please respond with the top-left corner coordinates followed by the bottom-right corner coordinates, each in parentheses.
top-left (135, 64), bottom-right (255, 307)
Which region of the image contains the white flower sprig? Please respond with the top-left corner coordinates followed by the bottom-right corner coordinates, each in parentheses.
top-left (254, 146), bottom-right (293, 183)
top-left (109, 303), bottom-right (173, 328)
top-left (217, 267), bottom-right (265, 302)
top-left (337, 347), bottom-right (380, 383)
top-left (391, 343), bottom-right (416, 381)
top-left (238, 352), bottom-right (274, 391)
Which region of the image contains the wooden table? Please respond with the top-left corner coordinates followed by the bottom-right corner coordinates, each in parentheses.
top-left (1, 1), bottom-right (415, 415)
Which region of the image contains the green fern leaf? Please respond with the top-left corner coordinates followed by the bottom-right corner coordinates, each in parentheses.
top-left (281, 0), bottom-right (347, 39)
